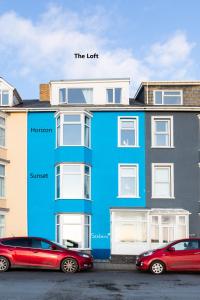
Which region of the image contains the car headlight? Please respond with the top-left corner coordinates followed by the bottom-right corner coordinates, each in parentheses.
top-left (78, 253), bottom-right (90, 258)
top-left (143, 251), bottom-right (154, 257)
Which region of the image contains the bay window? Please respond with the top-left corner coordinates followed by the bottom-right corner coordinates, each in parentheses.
top-left (56, 112), bottom-right (91, 147)
top-left (0, 165), bottom-right (5, 198)
top-left (56, 164), bottom-right (91, 199)
top-left (56, 214), bottom-right (91, 249)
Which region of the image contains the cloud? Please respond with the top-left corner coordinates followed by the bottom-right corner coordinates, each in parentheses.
top-left (0, 6), bottom-right (196, 98)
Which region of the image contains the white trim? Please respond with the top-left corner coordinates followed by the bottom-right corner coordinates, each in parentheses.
top-left (153, 90), bottom-right (183, 105)
top-left (118, 163), bottom-right (139, 198)
top-left (55, 163), bottom-right (91, 200)
top-left (151, 115), bottom-right (174, 148)
top-left (151, 163), bottom-right (174, 199)
top-left (117, 116), bottom-right (139, 147)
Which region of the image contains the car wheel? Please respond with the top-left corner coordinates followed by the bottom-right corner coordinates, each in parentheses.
top-left (150, 260), bottom-right (165, 275)
top-left (0, 256), bottom-right (10, 272)
top-left (61, 258), bottom-right (79, 273)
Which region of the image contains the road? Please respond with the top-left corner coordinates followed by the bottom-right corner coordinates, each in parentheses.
top-left (0, 269), bottom-right (200, 300)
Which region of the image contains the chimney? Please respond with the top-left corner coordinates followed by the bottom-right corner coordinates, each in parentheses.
top-left (40, 84), bottom-right (50, 101)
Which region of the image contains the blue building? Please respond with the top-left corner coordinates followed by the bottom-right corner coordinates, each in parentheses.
top-left (27, 78), bottom-right (147, 259)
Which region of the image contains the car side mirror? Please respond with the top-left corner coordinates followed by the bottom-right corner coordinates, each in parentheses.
top-left (51, 245), bottom-right (57, 251)
top-left (168, 246), bottom-right (175, 252)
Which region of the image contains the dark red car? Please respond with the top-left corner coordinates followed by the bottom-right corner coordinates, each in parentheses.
top-left (136, 238), bottom-right (200, 274)
top-left (0, 237), bottom-right (93, 273)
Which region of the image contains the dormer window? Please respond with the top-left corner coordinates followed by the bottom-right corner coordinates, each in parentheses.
top-left (106, 88), bottom-right (121, 104)
top-left (0, 90), bottom-right (9, 106)
top-left (154, 90), bottom-right (183, 105)
top-left (59, 88), bottom-right (93, 104)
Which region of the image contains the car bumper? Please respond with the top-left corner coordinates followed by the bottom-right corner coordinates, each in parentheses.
top-left (135, 258), bottom-right (149, 271)
top-left (79, 258), bottom-right (93, 270)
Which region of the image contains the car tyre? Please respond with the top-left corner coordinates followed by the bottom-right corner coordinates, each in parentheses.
top-left (0, 256), bottom-right (10, 272)
top-left (61, 258), bottom-right (79, 273)
top-left (150, 260), bottom-right (165, 275)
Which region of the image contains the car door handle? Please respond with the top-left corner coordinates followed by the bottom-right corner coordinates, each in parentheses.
top-left (32, 251), bottom-right (38, 253)
top-left (194, 252), bottom-right (200, 255)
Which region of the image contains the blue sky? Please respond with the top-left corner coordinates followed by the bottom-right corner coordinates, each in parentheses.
top-left (0, 0), bottom-right (200, 98)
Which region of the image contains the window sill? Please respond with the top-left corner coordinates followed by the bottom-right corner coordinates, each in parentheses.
top-left (55, 145), bottom-right (92, 149)
top-left (151, 146), bottom-right (175, 149)
top-left (118, 145), bottom-right (140, 148)
top-left (0, 197), bottom-right (6, 200)
top-left (117, 195), bottom-right (140, 199)
top-left (55, 198), bottom-right (92, 201)
top-left (0, 146), bottom-right (7, 150)
top-left (151, 197), bottom-right (175, 199)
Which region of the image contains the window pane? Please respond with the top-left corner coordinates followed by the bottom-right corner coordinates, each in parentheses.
top-left (0, 117), bottom-right (5, 126)
top-left (62, 224), bottom-right (82, 248)
top-left (151, 225), bottom-right (159, 242)
top-left (84, 225), bottom-right (90, 248)
top-left (117, 222), bottom-right (147, 243)
top-left (0, 177), bottom-right (5, 197)
top-left (155, 134), bottom-right (169, 146)
top-left (57, 125), bottom-right (60, 146)
top-left (59, 88), bottom-right (66, 103)
top-left (0, 165), bottom-right (5, 176)
top-left (115, 88), bottom-right (121, 103)
top-left (161, 216), bottom-right (175, 224)
top-left (163, 95), bottom-right (181, 105)
top-left (84, 125), bottom-right (90, 147)
top-left (56, 175), bottom-right (60, 198)
top-left (154, 182), bottom-right (170, 197)
top-left (63, 215), bottom-right (82, 224)
top-left (68, 88), bottom-right (93, 104)
top-left (84, 174), bottom-right (90, 199)
top-left (121, 177), bottom-right (136, 196)
top-left (155, 121), bottom-right (168, 132)
top-left (62, 174), bottom-right (82, 198)
top-left (179, 216), bottom-right (186, 225)
top-left (121, 120), bottom-right (135, 129)
top-left (63, 165), bottom-right (81, 173)
top-left (164, 91), bottom-right (181, 96)
top-left (121, 129), bottom-right (135, 146)
top-left (155, 168), bottom-right (169, 182)
top-left (107, 89), bottom-right (113, 103)
top-left (63, 124), bottom-right (81, 145)
top-left (155, 91), bottom-right (162, 104)
top-left (177, 225), bottom-right (186, 239)
top-left (121, 167), bottom-right (136, 177)
top-left (2, 92), bottom-right (9, 105)
top-left (64, 115), bottom-right (80, 122)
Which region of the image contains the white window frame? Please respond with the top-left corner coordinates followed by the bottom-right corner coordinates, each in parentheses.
top-left (118, 164), bottom-right (139, 198)
top-left (118, 116), bottom-right (139, 147)
top-left (106, 88), bottom-right (122, 104)
top-left (0, 163), bottom-right (5, 199)
top-left (59, 88), bottom-right (93, 104)
top-left (56, 213), bottom-right (91, 250)
top-left (150, 214), bottom-right (188, 244)
top-left (0, 212), bottom-right (5, 238)
top-left (152, 163), bottom-right (174, 199)
top-left (0, 90), bottom-right (9, 106)
top-left (55, 163), bottom-right (91, 200)
top-left (0, 114), bottom-right (6, 148)
top-left (151, 116), bottom-right (174, 148)
top-left (55, 112), bottom-right (91, 148)
top-left (153, 90), bottom-right (183, 105)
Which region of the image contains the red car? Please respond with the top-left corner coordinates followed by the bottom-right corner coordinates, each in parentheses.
top-left (136, 238), bottom-right (200, 275)
top-left (0, 237), bottom-right (93, 273)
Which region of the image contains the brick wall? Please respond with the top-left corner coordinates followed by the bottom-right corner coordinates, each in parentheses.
top-left (40, 84), bottom-right (50, 101)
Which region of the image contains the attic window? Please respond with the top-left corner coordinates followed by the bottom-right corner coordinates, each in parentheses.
top-left (0, 90), bottom-right (9, 106)
top-left (154, 90), bottom-right (182, 105)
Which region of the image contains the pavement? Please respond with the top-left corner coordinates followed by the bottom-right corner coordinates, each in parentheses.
top-left (94, 260), bottom-right (135, 270)
top-left (0, 268), bottom-right (200, 300)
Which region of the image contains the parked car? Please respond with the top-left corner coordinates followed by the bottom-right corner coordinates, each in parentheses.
top-left (0, 237), bottom-right (93, 273)
top-left (136, 238), bottom-right (200, 275)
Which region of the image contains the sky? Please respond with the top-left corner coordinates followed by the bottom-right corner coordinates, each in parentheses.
top-left (0, 0), bottom-right (200, 98)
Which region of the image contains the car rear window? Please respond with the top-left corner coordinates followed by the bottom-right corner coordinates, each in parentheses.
top-left (1, 238), bottom-right (30, 247)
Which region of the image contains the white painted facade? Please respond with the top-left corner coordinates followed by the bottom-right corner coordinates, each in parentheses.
top-left (49, 78), bottom-right (130, 105)
top-left (0, 78), bottom-right (21, 107)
